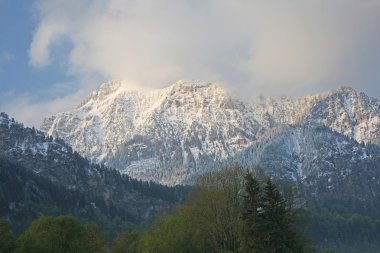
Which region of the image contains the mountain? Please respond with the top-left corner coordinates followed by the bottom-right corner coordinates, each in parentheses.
top-left (0, 112), bottom-right (186, 234)
top-left (252, 86), bottom-right (380, 144)
top-left (42, 80), bottom-right (267, 185)
top-left (230, 125), bottom-right (380, 207)
top-left (41, 80), bottom-right (380, 187)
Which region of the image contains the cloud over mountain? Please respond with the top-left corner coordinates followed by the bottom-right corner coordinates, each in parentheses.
top-left (30, 0), bottom-right (380, 96)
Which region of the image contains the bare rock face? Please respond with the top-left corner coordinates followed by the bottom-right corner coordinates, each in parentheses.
top-left (41, 80), bottom-right (380, 186)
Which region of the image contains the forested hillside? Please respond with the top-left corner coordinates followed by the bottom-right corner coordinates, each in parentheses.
top-left (0, 112), bottom-right (186, 235)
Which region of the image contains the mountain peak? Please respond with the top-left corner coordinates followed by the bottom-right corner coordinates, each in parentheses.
top-left (170, 79), bottom-right (212, 88)
top-left (96, 79), bottom-right (221, 94)
top-left (334, 86), bottom-right (357, 94)
top-left (79, 80), bottom-right (226, 108)
top-left (164, 80), bottom-right (230, 103)
top-left (98, 80), bottom-right (127, 92)
top-left (167, 80), bottom-right (224, 93)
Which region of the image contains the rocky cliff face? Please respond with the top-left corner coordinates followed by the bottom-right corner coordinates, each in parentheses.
top-left (41, 80), bottom-right (380, 186)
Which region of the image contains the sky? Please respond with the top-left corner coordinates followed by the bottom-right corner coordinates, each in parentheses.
top-left (1, 0), bottom-right (380, 127)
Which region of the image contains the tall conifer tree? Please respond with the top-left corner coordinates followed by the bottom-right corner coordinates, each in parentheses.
top-left (240, 171), bottom-right (262, 253)
top-left (261, 178), bottom-right (303, 253)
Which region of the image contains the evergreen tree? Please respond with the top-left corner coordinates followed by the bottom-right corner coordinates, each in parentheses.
top-left (260, 178), bottom-right (303, 253)
top-left (240, 171), bottom-right (262, 253)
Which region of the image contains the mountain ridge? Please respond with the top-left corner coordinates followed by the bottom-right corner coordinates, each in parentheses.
top-left (41, 80), bottom-right (380, 186)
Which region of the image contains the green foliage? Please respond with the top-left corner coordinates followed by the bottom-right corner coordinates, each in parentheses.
top-left (189, 167), bottom-right (243, 252)
top-left (15, 216), bottom-right (105, 253)
top-left (141, 206), bottom-right (203, 253)
top-left (140, 168), bottom-right (312, 253)
top-left (10, 164), bottom-right (380, 253)
top-left (240, 174), bottom-right (309, 253)
top-left (0, 219), bottom-right (17, 253)
top-left (140, 167), bottom-right (243, 253)
top-left (83, 224), bottom-right (107, 253)
top-left (110, 230), bottom-right (140, 253)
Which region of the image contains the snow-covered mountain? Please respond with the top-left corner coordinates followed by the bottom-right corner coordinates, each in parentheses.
top-left (41, 80), bottom-right (380, 185)
top-left (41, 80), bottom-right (267, 184)
top-left (252, 86), bottom-right (380, 144)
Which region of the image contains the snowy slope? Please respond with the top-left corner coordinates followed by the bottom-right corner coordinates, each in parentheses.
top-left (41, 80), bottom-right (380, 185)
top-left (228, 125), bottom-right (380, 202)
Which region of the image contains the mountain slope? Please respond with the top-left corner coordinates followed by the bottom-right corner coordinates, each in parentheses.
top-left (0, 112), bottom-right (185, 234)
top-left (229, 125), bottom-right (380, 207)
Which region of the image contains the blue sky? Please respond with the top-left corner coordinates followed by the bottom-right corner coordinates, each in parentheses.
top-left (1, 0), bottom-right (380, 127)
top-left (0, 1), bottom-right (78, 100)
top-left (0, 0), bottom-right (84, 126)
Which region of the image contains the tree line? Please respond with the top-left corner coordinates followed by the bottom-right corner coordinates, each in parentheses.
top-left (1, 167), bottom-right (321, 253)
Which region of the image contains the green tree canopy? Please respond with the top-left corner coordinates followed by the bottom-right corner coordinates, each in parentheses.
top-left (16, 216), bottom-right (105, 253)
top-left (110, 230), bottom-right (140, 253)
top-left (141, 167), bottom-right (243, 253)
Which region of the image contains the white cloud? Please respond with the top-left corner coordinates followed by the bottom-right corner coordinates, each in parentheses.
top-left (1, 88), bottom-right (88, 128)
top-left (29, 22), bottom-right (67, 67)
top-left (28, 0), bottom-right (380, 96)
